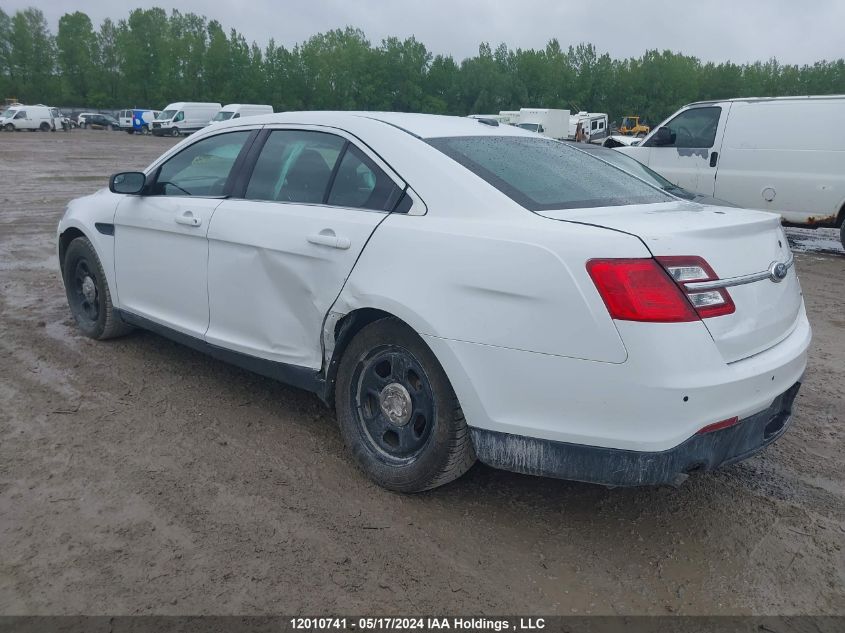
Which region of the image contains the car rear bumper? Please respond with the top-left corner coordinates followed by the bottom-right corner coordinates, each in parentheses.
top-left (470, 382), bottom-right (800, 486)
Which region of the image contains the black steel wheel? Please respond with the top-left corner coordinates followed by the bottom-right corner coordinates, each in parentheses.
top-left (354, 345), bottom-right (436, 461)
top-left (62, 237), bottom-right (132, 340)
top-left (335, 318), bottom-right (476, 492)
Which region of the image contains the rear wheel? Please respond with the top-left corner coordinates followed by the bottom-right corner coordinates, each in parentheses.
top-left (62, 237), bottom-right (132, 340)
top-left (335, 318), bottom-right (476, 492)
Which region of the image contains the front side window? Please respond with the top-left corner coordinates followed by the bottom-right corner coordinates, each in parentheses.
top-left (428, 136), bottom-right (670, 211)
top-left (648, 106), bottom-right (721, 149)
top-left (14, 111), bottom-right (26, 119)
top-left (152, 131), bottom-right (252, 197)
top-left (173, 111), bottom-right (185, 123)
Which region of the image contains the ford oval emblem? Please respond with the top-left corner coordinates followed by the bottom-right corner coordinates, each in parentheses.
top-left (768, 261), bottom-right (788, 283)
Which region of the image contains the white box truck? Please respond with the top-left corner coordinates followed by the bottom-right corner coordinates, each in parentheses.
top-left (515, 108), bottom-right (570, 139)
top-left (152, 102), bottom-right (221, 136)
top-left (209, 104), bottom-right (273, 125)
top-left (616, 95), bottom-right (845, 247)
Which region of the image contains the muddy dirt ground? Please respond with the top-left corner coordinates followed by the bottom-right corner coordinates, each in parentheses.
top-left (0, 131), bottom-right (843, 616)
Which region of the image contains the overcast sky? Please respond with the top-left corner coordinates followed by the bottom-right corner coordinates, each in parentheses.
top-left (9, 0), bottom-right (844, 65)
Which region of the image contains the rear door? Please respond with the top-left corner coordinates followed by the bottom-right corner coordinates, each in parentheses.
top-left (205, 127), bottom-right (406, 369)
top-left (636, 105), bottom-right (729, 195)
top-left (114, 129), bottom-right (255, 337)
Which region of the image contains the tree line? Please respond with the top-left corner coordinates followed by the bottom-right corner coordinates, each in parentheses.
top-left (2, 6), bottom-right (844, 125)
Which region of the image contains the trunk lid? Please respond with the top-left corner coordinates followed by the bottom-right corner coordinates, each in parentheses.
top-left (539, 201), bottom-right (802, 363)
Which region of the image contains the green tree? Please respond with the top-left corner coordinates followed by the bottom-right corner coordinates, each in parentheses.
top-left (56, 11), bottom-right (98, 104)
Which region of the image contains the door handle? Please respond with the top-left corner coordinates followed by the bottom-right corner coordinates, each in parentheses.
top-left (175, 211), bottom-right (202, 227)
top-left (709, 151), bottom-right (718, 168)
top-left (307, 229), bottom-right (350, 250)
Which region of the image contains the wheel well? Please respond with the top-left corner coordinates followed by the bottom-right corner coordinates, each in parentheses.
top-left (58, 227), bottom-right (87, 273)
top-left (321, 308), bottom-right (400, 407)
top-left (837, 201), bottom-right (845, 228)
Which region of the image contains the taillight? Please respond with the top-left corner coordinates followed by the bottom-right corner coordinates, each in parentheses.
top-left (657, 256), bottom-right (736, 319)
top-left (586, 259), bottom-right (698, 322)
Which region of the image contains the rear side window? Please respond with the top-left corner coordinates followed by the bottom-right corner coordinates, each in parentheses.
top-left (327, 144), bottom-right (403, 210)
top-left (428, 136), bottom-right (670, 211)
top-left (246, 130), bottom-right (345, 203)
top-left (246, 130), bottom-right (403, 210)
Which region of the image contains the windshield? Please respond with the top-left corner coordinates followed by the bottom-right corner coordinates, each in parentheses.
top-left (157, 110), bottom-right (177, 120)
top-left (428, 136), bottom-right (671, 211)
top-left (212, 111), bottom-right (234, 122)
top-left (516, 123), bottom-right (540, 132)
top-left (1, 109), bottom-right (17, 120)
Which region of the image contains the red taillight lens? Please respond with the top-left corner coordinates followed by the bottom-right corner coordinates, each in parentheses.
top-left (696, 416), bottom-right (739, 435)
top-left (586, 258), bottom-right (699, 322)
top-left (657, 256), bottom-right (736, 319)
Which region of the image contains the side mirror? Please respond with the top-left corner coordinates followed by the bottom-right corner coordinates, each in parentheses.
top-left (651, 127), bottom-right (674, 147)
top-left (110, 171), bottom-right (146, 195)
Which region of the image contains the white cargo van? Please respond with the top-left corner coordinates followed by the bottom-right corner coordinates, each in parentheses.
top-left (152, 102), bottom-right (221, 136)
top-left (1, 104), bottom-right (55, 131)
top-left (209, 103), bottom-right (273, 124)
top-left (616, 95), bottom-right (845, 247)
top-left (515, 108), bottom-right (570, 139)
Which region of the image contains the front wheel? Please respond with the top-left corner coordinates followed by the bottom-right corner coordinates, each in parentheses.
top-left (62, 237), bottom-right (133, 340)
top-left (3, 123), bottom-right (13, 132)
top-left (170, 127), bottom-right (180, 137)
top-left (335, 318), bottom-right (476, 492)
top-left (39, 122), bottom-right (50, 131)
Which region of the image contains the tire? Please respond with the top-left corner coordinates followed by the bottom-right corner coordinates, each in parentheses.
top-left (3, 123), bottom-right (13, 132)
top-left (62, 237), bottom-right (133, 340)
top-left (840, 222), bottom-right (845, 251)
top-left (335, 318), bottom-right (476, 492)
top-left (170, 127), bottom-right (180, 137)
top-left (39, 122), bottom-right (50, 131)
top-left (126, 129), bottom-right (134, 134)
top-left (145, 124), bottom-right (152, 135)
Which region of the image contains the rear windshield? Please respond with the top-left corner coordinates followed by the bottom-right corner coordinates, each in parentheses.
top-left (428, 136), bottom-right (671, 210)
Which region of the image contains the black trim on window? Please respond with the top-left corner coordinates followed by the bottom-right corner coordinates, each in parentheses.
top-left (229, 128), bottom-right (270, 199)
top-left (322, 140), bottom-right (350, 204)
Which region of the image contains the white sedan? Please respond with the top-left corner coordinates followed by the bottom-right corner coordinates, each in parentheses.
top-left (57, 112), bottom-right (810, 492)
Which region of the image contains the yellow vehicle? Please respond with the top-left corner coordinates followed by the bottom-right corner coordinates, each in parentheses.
top-left (619, 115), bottom-right (650, 137)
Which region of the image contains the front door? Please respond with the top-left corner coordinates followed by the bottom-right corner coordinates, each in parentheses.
top-left (113, 129), bottom-right (253, 338)
top-left (637, 105), bottom-right (727, 195)
top-left (205, 128), bottom-right (406, 369)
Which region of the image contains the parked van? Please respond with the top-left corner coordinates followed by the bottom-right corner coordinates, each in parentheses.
top-left (1, 104), bottom-right (55, 131)
top-left (152, 102), bottom-right (221, 136)
top-left (209, 103), bottom-right (273, 124)
top-left (117, 109), bottom-right (134, 131)
top-left (616, 95), bottom-right (845, 247)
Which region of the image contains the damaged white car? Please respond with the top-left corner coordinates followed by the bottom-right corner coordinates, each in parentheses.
top-left (58, 112), bottom-right (810, 492)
